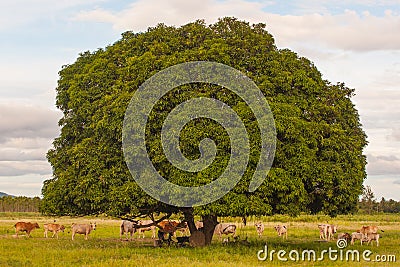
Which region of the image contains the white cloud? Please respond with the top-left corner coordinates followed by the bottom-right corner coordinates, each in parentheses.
top-left (367, 154), bottom-right (400, 175)
top-left (0, 103), bottom-right (61, 142)
top-left (0, 160), bottom-right (51, 176)
top-left (366, 175), bottom-right (400, 201)
top-left (0, 174), bottom-right (50, 197)
top-left (267, 10), bottom-right (400, 51)
top-left (73, 0), bottom-right (268, 32)
top-left (72, 0), bottom-right (400, 51)
top-left (0, 0), bottom-right (105, 30)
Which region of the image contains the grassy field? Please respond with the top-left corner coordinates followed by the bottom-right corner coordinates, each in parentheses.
top-left (0, 213), bottom-right (399, 267)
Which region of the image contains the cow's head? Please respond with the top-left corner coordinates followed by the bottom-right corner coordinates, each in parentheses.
top-left (91, 222), bottom-right (97, 230)
top-left (255, 222), bottom-right (263, 230)
top-left (34, 222), bottom-right (40, 229)
top-left (60, 225), bottom-right (66, 232)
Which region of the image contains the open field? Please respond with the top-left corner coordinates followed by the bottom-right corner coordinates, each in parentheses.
top-left (0, 213), bottom-right (399, 267)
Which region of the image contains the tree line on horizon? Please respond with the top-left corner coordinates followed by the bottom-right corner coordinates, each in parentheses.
top-left (0, 196), bottom-right (41, 212)
top-left (1, 192), bottom-right (398, 214)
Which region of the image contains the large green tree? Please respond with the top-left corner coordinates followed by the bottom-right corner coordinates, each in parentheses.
top-left (42, 18), bottom-right (367, 244)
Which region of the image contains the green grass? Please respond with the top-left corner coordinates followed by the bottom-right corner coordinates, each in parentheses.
top-left (0, 213), bottom-right (399, 266)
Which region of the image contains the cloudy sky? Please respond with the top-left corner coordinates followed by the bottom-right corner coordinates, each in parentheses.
top-left (0, 0), bottom-right (399, 200)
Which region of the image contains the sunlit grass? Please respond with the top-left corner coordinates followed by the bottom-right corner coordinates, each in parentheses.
top-left (0, 213), bottom-right (399, 266)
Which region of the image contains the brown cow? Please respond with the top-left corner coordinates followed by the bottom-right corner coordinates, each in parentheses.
top-left (158, 220), bottom-right (187, 236)
top-left (358, 225), bottom-right (384, 237)
top-left (14, 222), bottom-right (40, 237)
top-left (44, 223), bottom-right (65, 239)
top-left (337, 232), bottom-right (351, 242)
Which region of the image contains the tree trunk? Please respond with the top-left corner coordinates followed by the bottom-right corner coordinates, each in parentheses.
top-left (202, 214), bottom-right (218, 246)
top-left (182, 207), bottom-right (197, 234)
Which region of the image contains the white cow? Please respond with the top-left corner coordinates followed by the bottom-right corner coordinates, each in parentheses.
top-left (214, 223), bottom-right (236, 240)
top-left (71, 222), bottom-right (96, 240)
top-left (318, 224), bottom-right (337, 241)
top-left (255, 222), bottom-right (264, 238)
top-left (274, 225), bottom-right (288, 239)
top-left (137, 220), bottom-right (156, 239)
top-left (350, 232), bottom-right (367, 245)
top-left (366, 233), bottom-right (380, 247)
top-left (120, 220), bottom-right (137, 241)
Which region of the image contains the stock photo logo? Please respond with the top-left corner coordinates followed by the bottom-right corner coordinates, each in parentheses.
top-left (258, 239), bottom-right (397, 263)
top-left (122, 61), bottom-right (276, 207)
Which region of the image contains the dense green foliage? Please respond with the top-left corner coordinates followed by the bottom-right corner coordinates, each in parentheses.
top-left (41, 18), bottom-right (367, 219)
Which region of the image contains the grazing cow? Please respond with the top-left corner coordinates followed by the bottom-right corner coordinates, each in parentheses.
top-left (351, 232), bottom-right (367, 245)
top-left (366, 233), bottom-right (380, 247)
top-left (71, 222), bottom-right (96, 240)
top-left (255, 222), bottom-right (265, 238)
top-left (44, 223), bottom-right (65, 239)
top-left (120, 220), bottom-right (137, 241)
top-left (137, 220), bottom-right (156, 239)
top-left (337, 232), bottom-right (351, 242)
top-left (14, 222), bottom-right (40, 237)
top-left (274, 225), bottom-right (288, 239)
top-left (358, 225), bottom-right (383, 238)
top-left (214, 223), bottom-right (236, 240)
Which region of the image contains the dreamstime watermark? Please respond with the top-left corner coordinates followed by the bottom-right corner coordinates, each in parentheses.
top-left (257, 239), bottom-right (397, 263)
top-left (122, 61), bottom-right (276, 207)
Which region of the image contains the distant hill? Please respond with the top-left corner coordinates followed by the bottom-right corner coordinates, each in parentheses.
top-left (0, 192), bottom-right (14, 197)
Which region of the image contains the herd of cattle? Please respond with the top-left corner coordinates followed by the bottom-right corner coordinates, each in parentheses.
top-left (12, 220), bottom-right (384, 246)
top-left (315, 223), bottom-right (383, 246)
top-left (14, 221), bottom-right (96, 240)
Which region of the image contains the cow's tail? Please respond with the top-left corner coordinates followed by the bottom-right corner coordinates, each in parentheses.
top-left (380, 229), bottom-right (385, 232)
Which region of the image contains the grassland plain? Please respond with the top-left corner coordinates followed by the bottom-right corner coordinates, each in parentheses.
top-left (0, 213), bottom-right (399, 267)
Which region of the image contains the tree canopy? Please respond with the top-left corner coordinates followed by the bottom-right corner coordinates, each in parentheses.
top-left (41, 18), bottom-right (367, 231)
